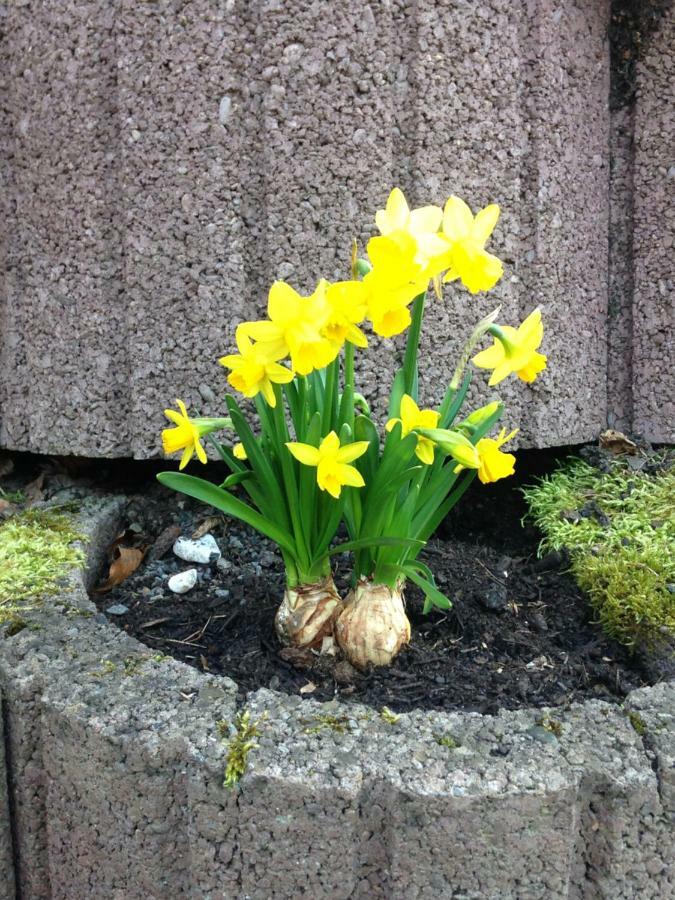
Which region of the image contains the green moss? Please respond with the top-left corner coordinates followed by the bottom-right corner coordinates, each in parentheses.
top-left (434, 733), bottom-right (459, 749)
top-left (380, 706), bottom-right (400, 725)
top-left (220, 710), bottom-right (266, 788)
top-left (627, 710), bottom-right (647, 736)
top-left (523, 459), bottom-right (675, 647)
top-left (0, 488), bottom-right (25, 504)
top-left (0, 507), bottom-right (86, 624)
top-left (536, 715), bottom-right (563, 737)
top-left (303, 713), bottom-right (351, 735)
top-left (90, 660), bottom-right (118, 678)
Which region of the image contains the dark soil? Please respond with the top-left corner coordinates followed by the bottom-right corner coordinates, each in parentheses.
top-left (87, 447), bottom-right (656, 715)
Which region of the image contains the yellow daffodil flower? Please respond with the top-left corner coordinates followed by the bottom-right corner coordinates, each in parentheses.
top-left (161, 400), bottom-right (211, 470)
top-left (440, 196), bottom-right (504, 294)
top-left (472, 308), bottom-right (547, 386)
top-left (363, 231), bottom-right (428, 337)
top-left (239, 280), bottom-right (339, 376)
top-left (476, 428), bottom-right (518, 484)
top-left (375, 187), bottom-right (443, 241)
top-left (219, 328), bottom-right (293, 407)
top-left (233, 442), bottom-right (247, 461)
top-left (323, 280), bottom-right (369, 348)
top-left (385, 394), bottom-right (440, 465)
top-left (376, 188), bottom-right (449, 280)
top-left (286, 431), bottom-right (370, 499)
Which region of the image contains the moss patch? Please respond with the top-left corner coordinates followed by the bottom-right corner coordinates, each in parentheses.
top-left (218, 710), bottom-right (266, 788)
top-left (523, 459), bottom-right (675, 648)
top-left (0, 507), bottom-right (86, 624)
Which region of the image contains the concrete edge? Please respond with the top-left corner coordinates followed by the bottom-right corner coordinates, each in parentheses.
top-left (0, 495), bottom-right (673, 898)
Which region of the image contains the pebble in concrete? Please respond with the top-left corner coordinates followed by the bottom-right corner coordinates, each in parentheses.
top-left (173, 534), bottom-right (221, 564)
top-left (168, 569), bottom-right (198, 594)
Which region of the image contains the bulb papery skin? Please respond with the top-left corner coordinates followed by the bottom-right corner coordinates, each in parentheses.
top-left (335, 579), bottom-right (411, 669)
top-left (274, 577), bottom-right (343, 649)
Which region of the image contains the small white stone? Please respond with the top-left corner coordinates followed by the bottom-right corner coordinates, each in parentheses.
top-left (218, 95), bottom-right (232, 125)
top-left (168, 569), bottom-right (198, 594)
top-left (173, 534), bottom-right (221, 564)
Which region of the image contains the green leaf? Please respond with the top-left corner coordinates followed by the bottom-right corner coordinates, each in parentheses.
top-left (157, 472), bottom-right (297, 555)
top-left (388, 368), bottom-right (407, 420)
top-left (221, 471), bottom-right (253, 489)
top-left (401, 564), bottom-right (452, 611)
top-left (329, 536), bottom-right (425, 556)
top-left (438, 369), bottom-right (472, 428)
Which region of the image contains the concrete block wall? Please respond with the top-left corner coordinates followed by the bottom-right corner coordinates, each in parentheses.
top-left (0, 0), bottom-right (673, 459)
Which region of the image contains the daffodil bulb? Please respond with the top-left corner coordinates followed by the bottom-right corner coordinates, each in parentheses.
top-left (335, 579), bottom-right (410, 669)
top-left (275, 577), bottom-right (343, 649)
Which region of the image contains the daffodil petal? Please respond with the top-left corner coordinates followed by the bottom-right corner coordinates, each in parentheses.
top-left (335, 441), bottom-right (370, 464)
top-left (319, 431), bottom-right (340, 456)
top-left (471, 204), bottom-right (500, 245)
top-left (336, 464), bottom-right (365, 488)
top-left (286, 442), bottom-right (321, 466)
top-left (442, 196), bottom-right (473, 241)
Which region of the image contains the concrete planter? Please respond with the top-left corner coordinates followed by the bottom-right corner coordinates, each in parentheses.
top-left (0, 498), bottom-right (673, 899)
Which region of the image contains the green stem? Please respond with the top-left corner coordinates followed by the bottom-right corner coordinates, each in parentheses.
top-left (402, 290), bottom-right (427, 399)
top-left (272, 385), bottom-right (310, 573)
top-left (343, 341), bottom-right (355, 429)
top-left (322, 357), bottom-right (338, 434)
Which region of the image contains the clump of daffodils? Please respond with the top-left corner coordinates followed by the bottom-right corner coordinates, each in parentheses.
top-left (158, 188), bottom-right (548, 668)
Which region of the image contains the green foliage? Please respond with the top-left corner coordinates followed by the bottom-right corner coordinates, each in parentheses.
top-left (627, 710), bottom-right (647, 736)
top-left (380, 706), bottom-right (400, 724)
top-left (0, 508), bottom-right (86, 623)
top-left (523, 459), bottom-right (675, 647)
top-left (220, 710), bottom-right (266, 788)
top-left (434, 732), bottom-right (459, 749)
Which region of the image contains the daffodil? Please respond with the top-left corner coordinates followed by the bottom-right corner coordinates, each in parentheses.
top-left (440, 196), bottom-right (504, 294)
top-left (375, 188), bottom-right (450, 280)
top-left (219, 328), bottom-right (293, 407)
top-left (286, 431), bottom-right (370, 499)
top-left (475, 428), bottom-right (518, 484)
top-left (233, 442), bottom-right (247, 460)
top-left (323, 280), bottom-right (369, 348)
top-left (363, 231), bottom-right (428, 337)
top-left (472, 308), bottom-right (547, 386)
top-left (162, 400), bottom-right (231, 470)
top-left (239, 280), bottom-right (339, 376)
top-left (386, 394), bottom-right (440, 465)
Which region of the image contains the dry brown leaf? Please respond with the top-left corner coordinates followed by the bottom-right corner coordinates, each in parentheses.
top-left (599, 429), bottom-right (638, 455)
top-left (147, 523), bottom-right (182, 561)
top-left (299, 681), bottom-right (317, 695)
top-left (24, 472), bottom-right (45, 504)
top-left (0, 498), bottom-right (12, 513)
top-left (95, 546), bottom-right (146, 593)
top-left (192, 516), bottom-right (221, 540)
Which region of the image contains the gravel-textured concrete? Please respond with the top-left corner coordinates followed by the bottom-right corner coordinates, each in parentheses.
top-left (631, 6), bottom-right (675, 442)
top-left (0, 695), bottom-right (15, 900)
top-left (0, 2), bottom-right (671, 458)
top-left (1, 496), bottom-right (674, 898)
